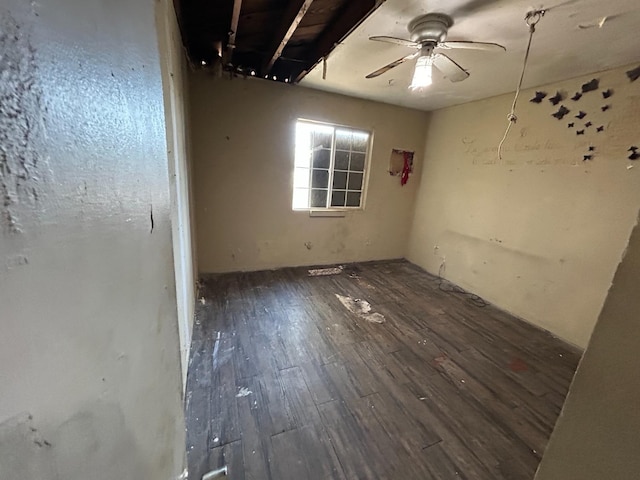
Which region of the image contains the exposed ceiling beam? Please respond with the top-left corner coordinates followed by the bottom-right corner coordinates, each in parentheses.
top-left (224, 0), bottom-right (243, 65)
top-left (262, 0), bottom-right (315, 75)
top-left (295, 0), bottom-right (381, 82)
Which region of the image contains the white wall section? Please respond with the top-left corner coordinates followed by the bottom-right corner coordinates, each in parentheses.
top-left (535, 212), bottom-right (640, 479)
top-left (0, 0), bottom-right (186, 478)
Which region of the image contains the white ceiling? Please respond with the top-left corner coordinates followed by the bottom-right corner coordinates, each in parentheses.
top-left (300, 0), bottom-right (640, 111)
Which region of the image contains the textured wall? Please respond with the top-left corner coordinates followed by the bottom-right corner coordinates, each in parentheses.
top-left (0, 0), bottom-right (185, 478)
top-left (189, 73), bottom-right (430, 273)
top-left (407, 64), bottom-right (640, 348)
top-left (535, 212), bottom-right (640, 479)
top-left (158, 0), bottom-right (196, 388)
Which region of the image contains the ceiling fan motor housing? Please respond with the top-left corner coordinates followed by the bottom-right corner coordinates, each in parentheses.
top-left (408, 13), bottom-right (453, 44)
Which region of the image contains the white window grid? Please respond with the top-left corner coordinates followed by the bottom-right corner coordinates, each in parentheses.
top-left (293, 120), bottom-right (371, 210)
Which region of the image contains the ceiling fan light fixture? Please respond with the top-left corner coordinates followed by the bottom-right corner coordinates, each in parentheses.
top-left (409, 55), bottom-right (433, 91)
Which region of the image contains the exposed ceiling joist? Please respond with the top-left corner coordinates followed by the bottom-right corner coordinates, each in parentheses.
top-left (295, 0), bottom-right (379, 82)
top-left (224, 0), bottom-right (243, 65)
top-left (176, 0), bottom-right (382, 83)
top-left (263, 0), bottom-right (315, 75)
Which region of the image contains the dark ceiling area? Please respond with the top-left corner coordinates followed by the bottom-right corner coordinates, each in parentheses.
top-left (174, 0), bottom-right (382, 83)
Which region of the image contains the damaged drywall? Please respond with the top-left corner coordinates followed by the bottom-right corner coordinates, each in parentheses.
top-left (0, 11), bottom-right (44, 234)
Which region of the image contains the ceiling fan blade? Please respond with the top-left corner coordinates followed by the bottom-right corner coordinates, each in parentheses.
top-left (365, 52), bottom-right (419, 79)
top-left (432, 53), bottom-right (469, 82)
top-left (438, 41), bottom-right (506, 52)
top-left (369, 36), bottom-right (420, 48)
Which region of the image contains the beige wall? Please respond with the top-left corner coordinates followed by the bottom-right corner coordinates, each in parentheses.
top-left (0, 0), bottom-right (185, 478)
top-left (407, 64), bottom-right (640, 348)
top-left (158, 0), bottom-right (196, 389)
top-left (535, 212), bottom-right (640, 479)
top-left (190, 73), bottom-right (430, 273)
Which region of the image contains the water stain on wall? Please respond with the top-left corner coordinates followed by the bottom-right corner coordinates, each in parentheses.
top-left (0, 11), bottom-right (44, 233)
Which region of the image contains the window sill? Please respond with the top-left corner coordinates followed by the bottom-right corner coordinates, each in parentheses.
top-left (309, 209), bottom-right (348, 218)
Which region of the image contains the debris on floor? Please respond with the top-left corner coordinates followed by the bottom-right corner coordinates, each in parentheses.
top-left (235, 387), bottom-right (252, 397)
top-left (309, 266), bottom-right (343, 276)
top-left (335, 293), bottom-right (385, 323)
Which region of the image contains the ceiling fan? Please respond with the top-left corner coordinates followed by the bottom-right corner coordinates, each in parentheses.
top-left (366, 13), bottom-right (506, 90)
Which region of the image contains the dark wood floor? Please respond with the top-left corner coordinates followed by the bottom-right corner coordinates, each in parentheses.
top-left (186, 260), bottom-right (581, 480)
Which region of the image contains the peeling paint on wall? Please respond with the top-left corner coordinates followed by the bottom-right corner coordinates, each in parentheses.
top-left (0, 11), bottom-right (44, 234)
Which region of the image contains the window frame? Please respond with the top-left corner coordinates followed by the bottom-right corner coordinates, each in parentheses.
top-left (292, 118), bottom-right (373, 212)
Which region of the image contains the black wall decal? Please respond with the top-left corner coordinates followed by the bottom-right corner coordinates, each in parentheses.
top-left (568, 122), bottom-right (575, 128)
top-left (581, 79), bottom-right (599, 92)
top-left (571, 92), bottom-right (582, 101)
top-left (583, 155), bottom-right (593, 161)
top-left (589, 146), bottom-right (595, 152)
top-left (601, 105), bottom-right (610, 112)
top-left (602, 89), bottom-right (613, 98)
top-left (585, 121), bottom-right (593, 128)
top-left (576, 111), bottom-right (587, 119)
top-left (552, 105), bottom-right (570, 119)
top-left (530, 91), bottom-right (547, 103)
top-left (549, 92), bottom-right (563, 105)
top-left (597, 126), bottom-right (604, 132)
top-left (626, 65), bottom-right (640, 82)
top-left (576, 130), bottom-right (585, 135)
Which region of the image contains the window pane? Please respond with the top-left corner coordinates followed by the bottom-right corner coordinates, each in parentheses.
top-left (335, 151), bottom-right (350, 170)
top-left (348, 172), bottom-right (363, 190)
top-left (295, 149), bottom-right (311, 168)
top-left (352, 131), bottom-right (369, 152)
top-left (313, 132), bottom-right (332, 149)
top-left (293, 168), bottom-right (310, 189)
top-left (335, 130), bottom-right (351, 150)
top-left (310, 189), bottom-right (328, 208)
top-left (295, 123), bottom-right (313, 167)
top-left (312, 149), bottom-right (331, 169)
top-left (346, 191), bottom-right (362, 207)
top-left (292, 188), bottom-right (309, 209)
top-left (332, 171), bottom-right (347, 190)
top-left (311, 169), bottom-right (329, 188)
top-left (331, 190), bottom-right (346, 207)
top-left (294, 120), bottom-right (371, 211)
top-left (350, 152), bottom-right (365, 172)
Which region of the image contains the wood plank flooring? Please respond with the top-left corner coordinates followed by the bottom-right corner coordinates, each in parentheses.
top-left (186, 260), bottom-right (581, 480)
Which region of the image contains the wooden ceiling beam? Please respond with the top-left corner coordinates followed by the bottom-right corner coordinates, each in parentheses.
top-left (294, 0), bottom-right (381, 82)
top-left (224, 0), bottom-right (243, 65)
top-left (262, 0), bottom-right (314, 75)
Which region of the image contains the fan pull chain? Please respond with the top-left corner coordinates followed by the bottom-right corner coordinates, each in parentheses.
top-left (497, 9), bottom-right (545, 161)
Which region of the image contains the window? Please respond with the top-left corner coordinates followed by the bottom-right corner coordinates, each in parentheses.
top-left (292, 120), bottom-right (371, 210)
